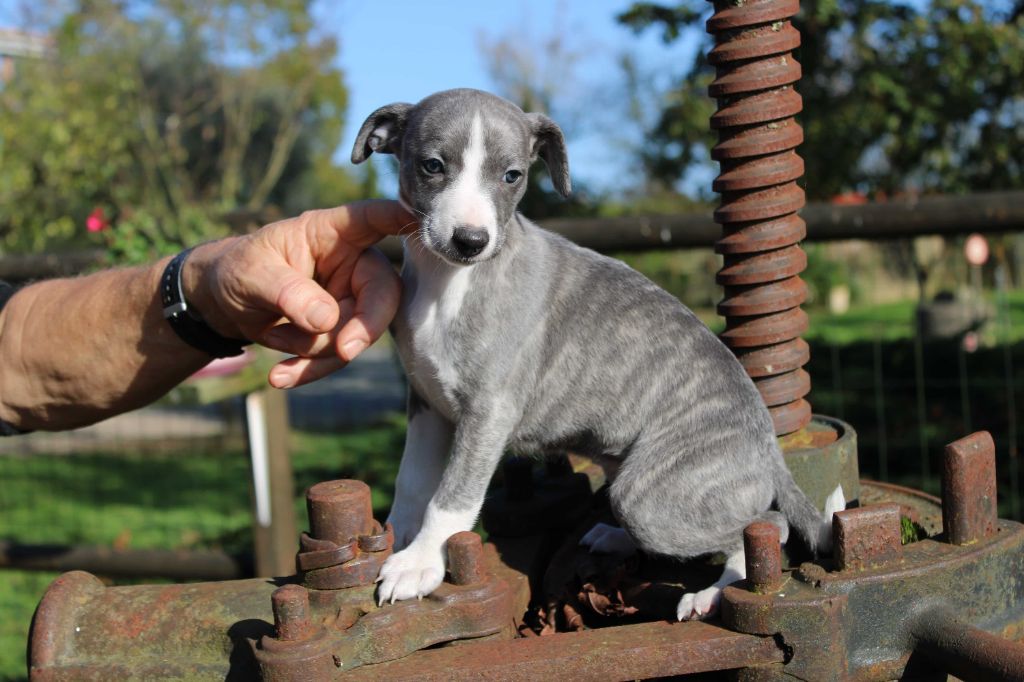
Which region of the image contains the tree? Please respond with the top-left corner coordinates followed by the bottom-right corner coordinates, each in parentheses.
top-left (618, 0), bottom-right (1024, 200)
top-left (0, 0), bottom-right (365, 262)
top-left (477, 18), bottom-right (600, 219)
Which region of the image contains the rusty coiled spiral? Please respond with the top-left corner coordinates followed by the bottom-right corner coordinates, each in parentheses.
top-left (708, 0), bottom-right (811, 435)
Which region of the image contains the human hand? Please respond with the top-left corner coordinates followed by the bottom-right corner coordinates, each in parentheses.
top-left (184, 200), bottom-right (416, 388)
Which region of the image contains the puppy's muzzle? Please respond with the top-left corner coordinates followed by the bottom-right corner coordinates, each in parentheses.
top-left (451, 226), bottom-right (489, 259)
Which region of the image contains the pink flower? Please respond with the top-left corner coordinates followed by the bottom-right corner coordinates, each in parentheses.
top-left (86, 207), bottom-right (109, 233)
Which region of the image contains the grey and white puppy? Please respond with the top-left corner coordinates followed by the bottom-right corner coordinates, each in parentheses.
top-left (352, 88), bottom-right (843, 620)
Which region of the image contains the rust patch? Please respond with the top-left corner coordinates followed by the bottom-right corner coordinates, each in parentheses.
top-left (833, 504), bottom-right (903, 571)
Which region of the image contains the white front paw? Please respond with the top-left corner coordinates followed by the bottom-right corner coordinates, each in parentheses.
top-left (376, 541), bottom-right (446, 605)
top-left (677, 586), bottom-right (722, 621)
top-left (580, 522), bottom-right (638, 556)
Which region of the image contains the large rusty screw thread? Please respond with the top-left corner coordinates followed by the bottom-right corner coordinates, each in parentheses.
top-left (271, 584), bottom-right (314, 642)
top-left (707, 0), bottom-right (812, 435)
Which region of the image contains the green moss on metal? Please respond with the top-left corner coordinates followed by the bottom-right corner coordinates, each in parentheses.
top-left (900, 516), bottom-right (927, 545)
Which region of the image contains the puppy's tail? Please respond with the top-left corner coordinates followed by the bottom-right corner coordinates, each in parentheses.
top-left (774, 463), bottom-right (845, 556)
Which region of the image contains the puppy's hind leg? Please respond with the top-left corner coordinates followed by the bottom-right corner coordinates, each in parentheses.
top-left (677, 547), bottom-right (745, 621)
top-left (675, 511), bottom-right (790, 621)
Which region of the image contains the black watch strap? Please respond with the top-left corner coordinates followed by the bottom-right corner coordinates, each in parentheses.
top-left (160, 248), bottom-right (249, 358)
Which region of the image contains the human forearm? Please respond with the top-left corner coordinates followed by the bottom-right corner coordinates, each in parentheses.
top-left (0, 201), bottom-right (413, 433)
top-left (0, 257), bottom-right (212, 431)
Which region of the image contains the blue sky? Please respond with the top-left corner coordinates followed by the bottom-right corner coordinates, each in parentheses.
top-left (317, 1), bottom-right (704, 196)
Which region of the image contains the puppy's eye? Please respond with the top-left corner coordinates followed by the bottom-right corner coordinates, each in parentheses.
top-left (504, 170), bottom-right (523, 184)
top-left (422, 158), bottom-right (444, 174)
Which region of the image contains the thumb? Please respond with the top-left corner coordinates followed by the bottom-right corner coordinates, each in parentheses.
top-left (261, 268), bottom-right (340, 334)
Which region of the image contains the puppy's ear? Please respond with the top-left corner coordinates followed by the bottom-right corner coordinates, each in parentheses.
top-left (351, 103), bottom-right (413, 164)
top-left (526, 113), bottom-right (571, 198)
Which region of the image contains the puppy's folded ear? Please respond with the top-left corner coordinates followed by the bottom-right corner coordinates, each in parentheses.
top-left (526, 113), bottom-right (571, 198)
top-left (351, 103), bottom-right (413, 164)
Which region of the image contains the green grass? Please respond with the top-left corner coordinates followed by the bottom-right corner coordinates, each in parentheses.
top-left (0, 419), bottom-right (406, 681)
top-left (0, 571), bottom-right (55, 682)
top-left (805, 299), bottom-right (917, 344)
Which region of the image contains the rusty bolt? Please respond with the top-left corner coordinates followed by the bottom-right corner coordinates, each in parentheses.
top-left (447, 531), bottom-right (485, 585)
top-left (942, 431), bottom-right (998, 546)
top-left (833, 504), bottom-right (902, 571)
top-left (306, 480), bottom-right (374, 545)
top-left (744, 522), bottom-right (782, 593)
top-left (503, 457), bottom-right (535, 501)
top-left (271, 584), bottom-right (313, 641)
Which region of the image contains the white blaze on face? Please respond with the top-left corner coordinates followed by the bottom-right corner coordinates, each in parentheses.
top-left (435, 112), bottom-right (496, 255)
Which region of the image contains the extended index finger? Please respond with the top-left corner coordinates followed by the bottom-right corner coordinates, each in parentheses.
top-left (310, 200), bottom-right (419, 250)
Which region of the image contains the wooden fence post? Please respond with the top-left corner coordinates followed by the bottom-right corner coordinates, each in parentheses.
top-left (245, 384), bottom-right (298, 577)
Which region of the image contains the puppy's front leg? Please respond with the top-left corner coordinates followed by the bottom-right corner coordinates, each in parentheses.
top-left (377, 406), bottom-right (512, 604)
top-left (388, 398), bottom-right (453, 550)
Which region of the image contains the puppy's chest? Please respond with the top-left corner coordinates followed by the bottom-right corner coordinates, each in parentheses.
top-left (399, 267), bottom-right (474, 418)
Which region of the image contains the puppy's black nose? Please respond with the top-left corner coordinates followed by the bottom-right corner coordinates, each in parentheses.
top-left (451, 226), bottom-right (489, 258)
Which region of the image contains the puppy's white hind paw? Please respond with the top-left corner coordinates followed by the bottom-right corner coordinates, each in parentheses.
top-left (376, 542), bottom-right (445, 605)
top-left (676, 586), bottom-right (722, 621)
top-left (819, 484), bottom-right (847, 553)
top-left (824, 484), bottom-right (846, 518)
top-left (580, 522), bottom-right (638, 555)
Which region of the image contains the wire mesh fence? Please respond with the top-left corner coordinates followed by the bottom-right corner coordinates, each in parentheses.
top-left (809, 331), bottom-right (1023, 521)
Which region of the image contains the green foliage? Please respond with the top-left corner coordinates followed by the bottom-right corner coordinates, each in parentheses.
top-left (618, 0), bottom-right (1024, 199)
top-left (0, 0), bottom-right (365, 262)
top-left (103, 206), bottom-right (231, 266)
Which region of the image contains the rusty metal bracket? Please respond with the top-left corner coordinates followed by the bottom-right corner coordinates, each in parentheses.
top-left (28, 480), bottom-right (530, 681)
top-left (27, 435), bottom-right (1024, 681)
top-left (724, 431), bottom-right (1024, 681)
top-left (255, 532), bottom-right (525, 680)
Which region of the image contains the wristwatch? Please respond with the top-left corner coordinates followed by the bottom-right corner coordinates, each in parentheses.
top-left (160, 248), bottom-right (249, 358)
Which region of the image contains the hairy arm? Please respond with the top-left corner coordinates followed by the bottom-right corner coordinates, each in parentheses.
top-left (0, 200), bottom-right (415, 432)
top-left (0, 256), bottom-right (208, 431)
